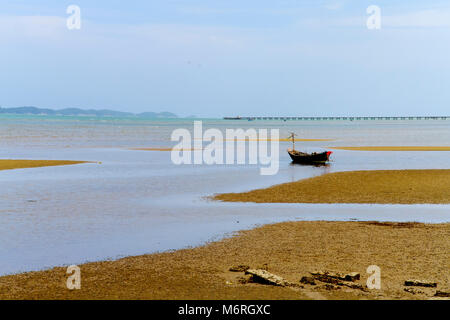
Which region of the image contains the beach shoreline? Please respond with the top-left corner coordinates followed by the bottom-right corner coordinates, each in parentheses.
top-left (0, 220), bottom-right (448, 300)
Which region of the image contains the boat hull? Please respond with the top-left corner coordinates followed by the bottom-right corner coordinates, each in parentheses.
top-left (288, 150), bottom-right (332, 164)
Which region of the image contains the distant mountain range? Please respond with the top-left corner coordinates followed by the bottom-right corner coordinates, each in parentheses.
top-left (0, 106), bottom-right (178, 118)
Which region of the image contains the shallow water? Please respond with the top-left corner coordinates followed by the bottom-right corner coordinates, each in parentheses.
top-left (0, 116), bottom-right (449, 275)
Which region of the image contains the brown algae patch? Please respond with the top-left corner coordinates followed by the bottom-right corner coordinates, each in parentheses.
top-left (330, 146), bottom-right (450, 151)
top-left (0, 160), bottom-right (88, 171)
top-left (214, 169), bottom-right (450, 204)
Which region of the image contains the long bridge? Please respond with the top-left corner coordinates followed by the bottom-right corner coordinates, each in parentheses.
top-left (223, 116), bottom-right (449, 121)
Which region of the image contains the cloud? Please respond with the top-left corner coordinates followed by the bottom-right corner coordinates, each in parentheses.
top-left (383, 9), bottom-right (450, 28)
top-left (290, 7), bottom-right (450, 30)
top-left (0, 15), bottom-right (67, 41)
top-left (323, 2), bottom-right (344, 11)
top-left (0, 13), bottom-right (268, 68)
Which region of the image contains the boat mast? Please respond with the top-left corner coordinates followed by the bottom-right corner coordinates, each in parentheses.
top-left (288, 132), bottom-right (297, 151)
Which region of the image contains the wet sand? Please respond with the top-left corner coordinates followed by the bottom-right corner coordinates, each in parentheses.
top-left (214, 169), bottom-right (450, 204)
top-left (0, 160), bottom-right (88, 171)
top-left (0, 221), bottom-right (448, 300)
top-left (330, 146), bottom-right (450, 151)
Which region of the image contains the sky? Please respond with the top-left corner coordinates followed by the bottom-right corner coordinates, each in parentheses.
top-left (1, 1), bottom-right (450, 117)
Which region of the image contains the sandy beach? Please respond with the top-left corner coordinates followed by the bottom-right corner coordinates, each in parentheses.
top-left (0, 220), bottom-right (448, 300)
top-left (214, 169), bottom-right (450, 204)
top-left (0, 160), bottom-right (88, 171)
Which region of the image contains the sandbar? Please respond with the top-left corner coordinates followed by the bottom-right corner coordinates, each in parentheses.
top-left (214, 169), bottom-right (450, 204)
top-left (0, 160), bottom-right (88, 171)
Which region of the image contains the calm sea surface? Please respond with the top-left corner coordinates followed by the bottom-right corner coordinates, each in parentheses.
top-left (1, 115), bottom-right (449, 275)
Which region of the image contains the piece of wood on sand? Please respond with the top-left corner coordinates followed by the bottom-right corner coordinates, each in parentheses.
top-left (404, 280), bottom-right (437, 288)
top-left (310, 271), bottom-right (365, 291)
top-left (245, 269), bottom-right (292, 287)
top-left (310, 271), bottom-right (360, 283)
top-left (434, 290), bottom-right (450, 297)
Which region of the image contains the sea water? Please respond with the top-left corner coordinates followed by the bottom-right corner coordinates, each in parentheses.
top-left (0, 115), bottom-right (449, 275)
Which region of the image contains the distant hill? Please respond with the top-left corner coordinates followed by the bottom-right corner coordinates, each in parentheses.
top-left (0, 107), bottom-right (178, 118)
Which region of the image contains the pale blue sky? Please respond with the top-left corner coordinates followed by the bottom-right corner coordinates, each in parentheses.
top-left (1, 1), bottom-right (450, 117)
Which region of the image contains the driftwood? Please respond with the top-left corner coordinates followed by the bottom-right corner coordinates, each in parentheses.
top-left (310, 271), bottom-right (365, 291)
top-left (404, 280), bottom-right (437, 288)
top-left (434, 290), bottom-right (450, 297)
top-left (311, 271), bottom-right (360, 283)
top-left (245, 269), bottom-right (291, 287)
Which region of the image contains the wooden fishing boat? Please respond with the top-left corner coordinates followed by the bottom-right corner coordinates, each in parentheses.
top-left (286, 132), bottom-right (332, 164)
top-left (287, 148), bottom-right (332, 164)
